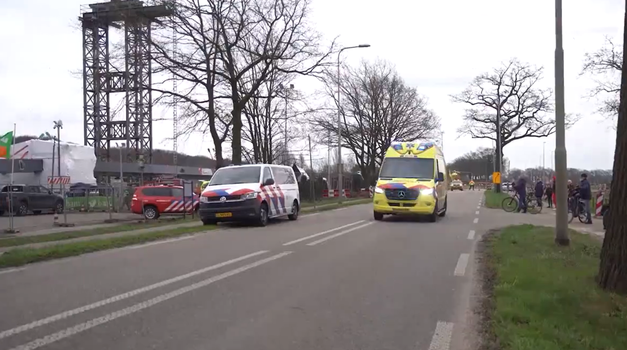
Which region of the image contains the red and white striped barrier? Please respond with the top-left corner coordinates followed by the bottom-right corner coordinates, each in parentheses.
top-left (322, 189), bottom-right (350, 198)
top-left (595, 191), bottom-right (604, 217)
top-left (48, 176), bottom-right (71, 185)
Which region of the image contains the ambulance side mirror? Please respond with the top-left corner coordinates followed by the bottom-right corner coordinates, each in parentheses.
top-left (437, 172), bottom-right (445, 182)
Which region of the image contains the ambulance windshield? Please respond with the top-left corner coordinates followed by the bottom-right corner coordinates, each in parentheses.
top-left (209, 166), bottom-right (261, 185)
top-left (379, 158), bottom-right (434, 180)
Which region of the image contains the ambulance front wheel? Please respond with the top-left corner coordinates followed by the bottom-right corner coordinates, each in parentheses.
top-left (373, 211), bottom-right (384, 221)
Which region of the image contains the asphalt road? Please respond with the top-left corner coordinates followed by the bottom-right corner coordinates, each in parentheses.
top-left (0, 190), bottom-right (486, 350)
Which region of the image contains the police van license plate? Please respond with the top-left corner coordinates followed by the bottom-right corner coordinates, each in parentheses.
top-left (216, 212), bottom-right (232, 218)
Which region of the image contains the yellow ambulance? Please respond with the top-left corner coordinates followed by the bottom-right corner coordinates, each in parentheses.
top-left (372, 141), bottom-right (448, 222)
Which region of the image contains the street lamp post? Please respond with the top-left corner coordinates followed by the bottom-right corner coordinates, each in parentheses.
top-left (554, 0), bottom-right (569, 245)
top-left (116, 142), bottom-right (125, 213)
top-left (53, 120), bottom-right (68, 225)
top-left (280, 84), bottom-right (294, 165)
top-left (337, 44), bottom-right (370, 202)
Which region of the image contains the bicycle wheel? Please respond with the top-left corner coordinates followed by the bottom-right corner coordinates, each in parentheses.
top-left (526, 194), bottom-right (542, 214)
top-left (567, 198), bottom-right (575, 223)
top-left (502, 196), bottom-right (518, 212)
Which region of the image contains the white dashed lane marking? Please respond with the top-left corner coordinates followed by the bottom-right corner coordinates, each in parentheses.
top-left (454, 254), bottom-right (470, 277)
top-left (427, 321), bottom-right (454, 350)
top-left (473, 218), bottom-right (479, 224)
top-left (6, 252), bottom-right (293, 350)
top-left (467, 230), bottom-right (476, 240)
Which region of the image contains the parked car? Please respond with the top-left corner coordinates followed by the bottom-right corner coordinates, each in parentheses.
top-left (0, 184), bottom-right (64, 216)
top-left (450, 180), bottom-right (464, 191)
top-left (131, 185), bottom-right (199, 220)
top-left (199, 164), bottom-right (300, 226)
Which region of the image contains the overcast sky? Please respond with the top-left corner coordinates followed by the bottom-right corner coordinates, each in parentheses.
top-left (0, 0), bottom-right (622, 170)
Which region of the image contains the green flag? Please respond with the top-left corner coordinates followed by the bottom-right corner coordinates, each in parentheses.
top-left (0, 131), bottom-right (13, 159)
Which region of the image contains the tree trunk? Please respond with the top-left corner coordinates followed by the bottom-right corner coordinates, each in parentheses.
top-left (231, 108), bottom-right (242, 165)
top-left (597, 0), bottom-right (627, 294)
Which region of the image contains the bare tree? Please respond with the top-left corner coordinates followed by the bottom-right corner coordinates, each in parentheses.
top-left (149, 0), bottom-right (232, 168)
top-left (581, 37), bottom-right (622, 126)
top-left (311, 60), bottom-right (441, 185)
top-left (210, 0), bottom-right (336, 165)
top-left (452, 59), bottom-right (577, 154)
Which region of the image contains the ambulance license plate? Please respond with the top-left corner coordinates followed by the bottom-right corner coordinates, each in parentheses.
top-left (216, 212), bottom-right (233, 218)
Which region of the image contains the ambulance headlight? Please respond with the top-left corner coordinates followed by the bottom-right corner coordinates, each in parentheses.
top-left (421, 188), bottom-right (436, 197)
top-left (241, 191), bottom-right (258, 200)
top-left (375, 187), bottom-right (385, 194)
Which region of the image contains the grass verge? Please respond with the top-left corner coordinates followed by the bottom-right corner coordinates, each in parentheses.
top-left (303, 198), bottom-right (371, 211)
top-left (483, 189), bottom-right (511, 209)
top-left (301, 196), bottom-right (370, 208)
top-left (478, 225), bottom-right (627, 350)
top-left (0, 217), bottom-right (197, 248)
top-left (0, 225), bottom-right (217, 268)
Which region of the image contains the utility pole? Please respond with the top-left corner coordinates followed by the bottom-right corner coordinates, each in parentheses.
top-left (554, 0), bottom-right (570, 245)
top-left (495, 95), bottom-right (502, 193)
top-left (308, 135), bottom-right (315, 206)
top-left (283, 84), bottom-right (294, 165)
top-left (54, 120), bottom-right (68, 225)
top-left (337, 44), bottom-right (370, 202)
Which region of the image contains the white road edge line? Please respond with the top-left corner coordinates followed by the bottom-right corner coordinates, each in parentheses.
top-left (428, 321), bottom-right (454, 350)
top-left (8, 251), bottom-right (293, 350)
top-left (467, 230), bottom-right (476, 240)
top-left (0, 268), bottom-right (26, 276)
top-left (473, 218), bottom-right (479, 224)
top-left (475, 210), bottom-right (480, 215)
top-left (476, 206), bottom-right (480, 209)
top-left (307, 222), bottom-right (373, 246)
top-left (454, 254), bottom-right (470, 277)
top-left (282, 221), bottom-right (365, 246)
top-left (0, 250), bottom-right (269, 340)
top-left (122, 235), bottom-right (195, 250)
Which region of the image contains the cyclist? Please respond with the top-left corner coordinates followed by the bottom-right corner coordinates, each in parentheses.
top-left (579, 173), bottom-right (593, 224)
top-left (513, 176), bottom-right (527, 213)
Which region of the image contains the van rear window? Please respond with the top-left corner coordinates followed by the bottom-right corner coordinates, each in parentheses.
top-left (379, 158), bottom-right (434, 180)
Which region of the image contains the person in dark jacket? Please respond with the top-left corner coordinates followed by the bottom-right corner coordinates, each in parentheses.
top-left (545, 181), bottom-right (553, 208)
top-left (551, 176), bottom-right (557, 208)
top-left (514, 177), bottom-right (527, 213)
top-left (579, 173), bottom-right (592, 224)
top-left (534, 180), bottom-right (544, 208)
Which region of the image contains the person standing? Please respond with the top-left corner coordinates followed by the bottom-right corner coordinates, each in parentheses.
top-left (579, 173), bottom-right (593, 224)
top-left (469, 179), bottom-right (475, 190)
top-left (545, 181), bottom-right (553, 208)
top-left (534, 179), bottom-right (544, 208)
top-left (551, 176), bottom-right (557, 208)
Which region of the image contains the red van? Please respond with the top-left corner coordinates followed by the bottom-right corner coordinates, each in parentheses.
top-left (131, 185), bottom-right (199, 220)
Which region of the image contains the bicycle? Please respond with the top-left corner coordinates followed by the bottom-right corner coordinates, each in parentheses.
top-left (501, 190), bottom-right (542, 214)
top-left (567, 195), bottom-right (588, 223)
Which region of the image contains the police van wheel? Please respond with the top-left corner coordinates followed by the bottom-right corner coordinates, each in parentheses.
top-left (257, 203), bottom-right (269, 227)
top-left (288, 200), bottom-right (299, 221)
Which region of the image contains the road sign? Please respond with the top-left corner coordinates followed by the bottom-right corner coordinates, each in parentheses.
top-left (492, 172), bottom-right (501, 184)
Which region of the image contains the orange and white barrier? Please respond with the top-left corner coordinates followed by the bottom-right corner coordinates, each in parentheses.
top-left (595, 191), bottom-right (604, 217)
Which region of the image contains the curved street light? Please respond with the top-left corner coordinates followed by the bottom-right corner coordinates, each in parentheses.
top-left (337, 44), bottom-right (370, 202)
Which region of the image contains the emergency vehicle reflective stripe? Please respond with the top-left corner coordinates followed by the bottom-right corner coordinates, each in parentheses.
top-left (163, 200), bottom-right (199, 212)
top-left (273, 186), bottom-right (288, 214)
top-left (260, 186), bottom-right (278, 215)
